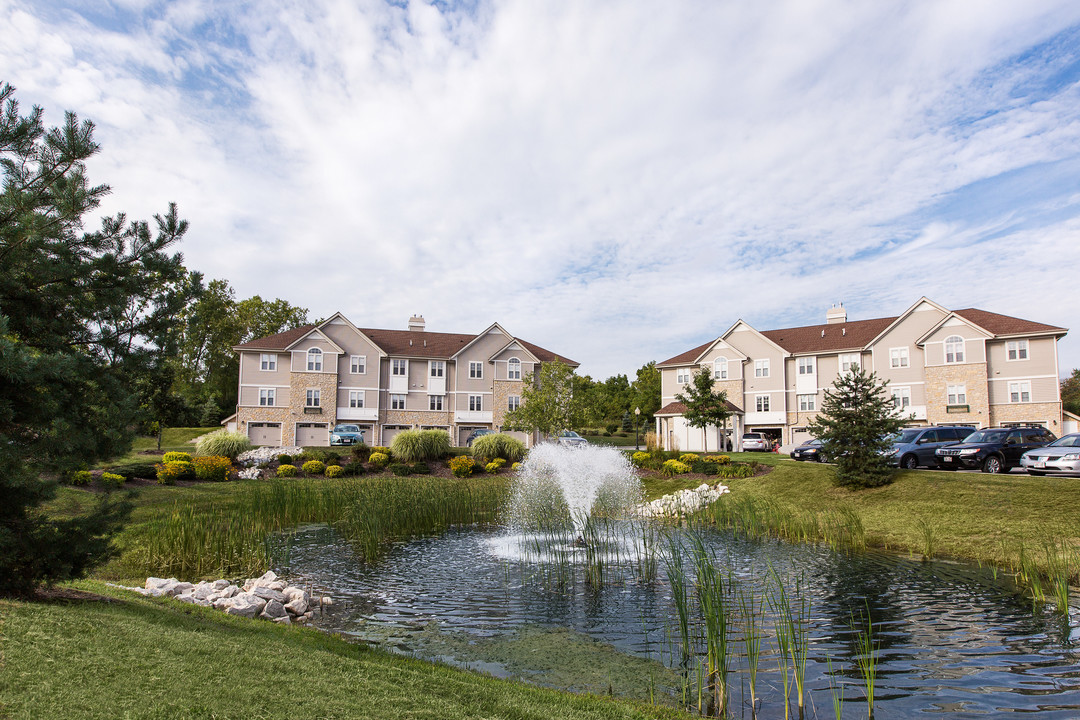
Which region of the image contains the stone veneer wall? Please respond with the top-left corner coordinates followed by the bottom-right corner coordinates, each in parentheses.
top-left (785, 411), bottom-right (823, 442)
top-left (712, 379), bottom-right (744, 409)
top-left (382, 409), bottom-right (454, 428)
top-left (989, 401), bottom-right (1062, 428)
top-left (288, 372), bottom-right (339, 444)
top-left (493, 380), bottom-right (524, 427)
top-left (924, 363), bottom-right (989, 427)
top-left (237, 406), bottom-right (294, 444)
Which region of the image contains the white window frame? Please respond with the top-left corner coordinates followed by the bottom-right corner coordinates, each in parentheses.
top-left (798, 394), bottom-right (816, 411)
top-left (429, 395), bottom-right (444, 411)
top-left (469, 361), bottom-right (483, 379)
top-left (797, 357), bottom-right (814, 375)
top-left (944, 336), bottom-right (965, 364)
top-left (390, 394), bottom-right (407, 410)
top-left (889, 347), bottom-right (909, 369)
top-left (507, 357), bottom-right (521, 380)
top-left (305, 388), bottom-right (320, 407)
top-left (258, 388), bottom-right (275, 406)
top-left (891, 386), bottom-right (911, 410)
top-left (392, 358), bottom-right (408, 376)
top-left (840, 353), bottom-right (860, 373)
top-left (1009, 381), bottom-right (1031, 403)
top-left (306, 347), bottom-right (323, 372)
top-left (755, 394), bottom-right (770, 412)
top-left (677, 368), bottom-right (690, 384)
top-left (350, 355), bottom-right (366, 374)
top-left (348, 391), bottom-right (364, 408)
top-left (714, 357), bottom-right (728, 380)
top-left (508, 395), bottom-right (520, 411)
top-left (260, 353), bottom-right (276, 371)
top-left (754, 359), bottom-right (770, 378)
top-left (1007, 340), bottom-right (1029, 361)
top-left (947, 384), bottom-right (967, 405)
top-left (469, 395), bottom-right (483, 412)
top-left (430, 360), bottom-right (445, 378)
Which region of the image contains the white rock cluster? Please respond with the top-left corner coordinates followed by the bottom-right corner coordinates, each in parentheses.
top-left (236, 446), bottom-right (304, 467)
top-left (121, 571), bottom-right (329, 625)
top-left (637, 482), bottom-right (731, 518)
top-left (237, 467), bottom-right (262, 480)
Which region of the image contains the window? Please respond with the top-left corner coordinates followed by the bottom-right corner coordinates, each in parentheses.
top-left (891, 386), bottom-right (911, 410)
top-left (349, 391), bottom-right (364, 408)
top-left (1007, 340), bottom-right (1029, 361)
top-left (1009, 381), bottom-right (1031, 403)
top-left (306, 348), bottom-right (323, 371)
top-left (469, 395), bottom-right (483, 412)
top-left (430, 360), bottom-right (444, 378)
top-left (258, 388), bottom-right (275, 406)
top-left (755, 395), bottom-right (770, 412)
top-left (677, 368), bottom-right (690, 384)
top-left (507, 357), bottom-right (521, 380)
top-left (714, 357), bottom-right (728, 380)
top-left (350, 355), bottom-right (366, 374)
top-left (840, 353), bottom-right (860, 373)
top-left (754, 359), bottom-right (770, 378)
top-left (797, 357), bottom-right (814, 375)
top-left (260, 354), bottom-right (276, 371)
top-left (944, 336), bottom-right (964, 364)
top-left (429, 395), bottom-right (443, 411)
top-left (392, 359), bottom-right (407, 376)
top-left (469, 361), bottom-right (483, 379)
top-left (890, 347), bottom-right (909, 368)
top-left (798, 394), bottom-right (816, 411)
top-left (390, 394), bottom-right (406, 410)
top-left (508, 395), bottom-right (520, 411)
top-left (305, 389), bottom-right (320, 407)
top-left (947, 385), bottom-right (966, 405)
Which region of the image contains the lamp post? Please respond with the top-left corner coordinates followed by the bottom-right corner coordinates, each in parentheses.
top-left (634, 407), bottom-right (641, 450)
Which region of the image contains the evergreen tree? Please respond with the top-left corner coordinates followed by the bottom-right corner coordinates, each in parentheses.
top-left (675, 366), bottom-right (731, 453)
top-left (806, 366), bottom-right (907, 489)
top-left (0, 83), bottom-right (188, 594)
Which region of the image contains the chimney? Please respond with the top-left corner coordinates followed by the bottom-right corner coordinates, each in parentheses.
top-left (408, 314), bottom-right (425, 332)
top-left (826, 303), bottom-right (847, 325)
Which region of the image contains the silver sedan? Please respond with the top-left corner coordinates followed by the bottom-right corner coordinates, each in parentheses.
top-left (1020, 433), bottom-right (1080, 476)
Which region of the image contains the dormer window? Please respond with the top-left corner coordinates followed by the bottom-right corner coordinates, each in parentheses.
top-left (306, 347), bottom-right (323, 371)
top-left (945, 336), bottom-right (964, 364)
top-left (508, 357), bottom-right (521, 380)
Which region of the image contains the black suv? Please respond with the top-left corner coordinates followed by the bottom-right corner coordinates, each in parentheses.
top-left (934, 426), bottom-right (1056, 473)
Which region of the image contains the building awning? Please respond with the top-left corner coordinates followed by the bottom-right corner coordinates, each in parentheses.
top-left (655, 400), bottom-right (744, 417)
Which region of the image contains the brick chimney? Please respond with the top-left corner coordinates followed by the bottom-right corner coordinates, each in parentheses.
top-left (826, 303), bottom-right (847, 324)
top-left (408, 314), bottom-right (426, 332)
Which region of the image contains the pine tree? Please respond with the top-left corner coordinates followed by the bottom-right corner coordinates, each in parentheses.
top-left (806, 366), bottom-right (907, 489)
top-left (0, 82), bottom-right (189, 594)
top-left (675, 366), bottom-right (731, 453)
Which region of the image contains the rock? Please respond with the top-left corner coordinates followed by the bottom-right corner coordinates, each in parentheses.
top-left (260, 599), bottom-right (288, 620)
top-left (250, 586), bottom-right (285, 604)
top-left (211, 579), bottom-right (231, 591)
top-left (192, 583), bottom-right (216, 600)
top-left (175, 594), bottom-right (197, 604)
top-left (170, 582), bottom-right (194, 596)
top-left (212, 596), bottom-right (234, 611)
top-left (272, 615), bottom-right (292, 625)
top-left (268, 580), bottom-right (287, 591)
top-left (282, 587), bottom-right (310, 604)
top-left (284, 596), bottom-right (308, 616)
top-left (145, 577), bottom-right (178, 591)
top-left (224, 593), bottom-right (266, 618)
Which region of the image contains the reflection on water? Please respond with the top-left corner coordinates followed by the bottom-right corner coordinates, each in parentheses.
top-left (281, 524), bottom-right (1080, 718)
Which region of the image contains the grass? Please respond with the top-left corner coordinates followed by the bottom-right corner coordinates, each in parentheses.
top-left (0, 581), bottom-right (691, 720)
top-left (98, 427), bottom-right (221, 470)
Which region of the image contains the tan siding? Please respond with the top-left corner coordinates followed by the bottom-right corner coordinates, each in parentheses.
top-left (289, 338), bottom-right (338, 372)
top-left (985, 338), bottom-right (1058, 376)
top-left (240, 351), bottom-right (290, 386)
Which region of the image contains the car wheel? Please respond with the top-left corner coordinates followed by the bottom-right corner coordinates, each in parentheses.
top-left (818, 454), bottom-right (828, 463)
top-left (902, 454), bottom-right (919, 470)
top-left (982, 456), bottom-right (1003, 474)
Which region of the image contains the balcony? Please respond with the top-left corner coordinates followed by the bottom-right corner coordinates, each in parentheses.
top-left (454, 410), bottom-right (493, 424)
top-left (745, 410), bottom-right (786, 426)
top-left (337, 407), bottom-right (378, 421)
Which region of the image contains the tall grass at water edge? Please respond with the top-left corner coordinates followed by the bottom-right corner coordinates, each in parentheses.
top-left (699, 494), bottom-right (866, 552)
top-left (120, 476), bottom-right (509, 579)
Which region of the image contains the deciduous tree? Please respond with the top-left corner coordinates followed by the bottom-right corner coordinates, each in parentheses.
top-left (504, 360), bottom-right (581, 439)
top-left (675, 366), bottom-right (731, 453)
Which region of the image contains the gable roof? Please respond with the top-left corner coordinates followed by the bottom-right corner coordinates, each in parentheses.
top-left (762, 317), bottom-right (896, 354)
top-left (952, 308), bottom-right (1067, 337)
top-left (233, 325), bottom-right (316, 351)
top-left (658, 339), bottom-right (715, 368)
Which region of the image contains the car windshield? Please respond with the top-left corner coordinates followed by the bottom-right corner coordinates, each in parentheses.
top-left (963, 429), bottom-right (1008, 443)
top-left (562, 431), bottom-right (581, 438)
top-left (1048, 434), bottom-right (1080, 448)
top-left (805, 439), bottom-right (821, 447)
top-left (334, 425), bottom-right (359, 432)
top-left (892, 428), bottom-right (922, 443)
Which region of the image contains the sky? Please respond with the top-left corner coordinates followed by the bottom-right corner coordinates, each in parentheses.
top-left (4, 0), bottom-right (1080, 380)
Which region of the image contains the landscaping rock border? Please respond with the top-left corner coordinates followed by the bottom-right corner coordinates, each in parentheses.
top-left (637, 482), bottom-right (730, 518)
top-left (236, 446), bottom-right (304, 467)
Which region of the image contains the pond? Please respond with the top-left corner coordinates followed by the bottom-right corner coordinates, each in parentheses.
top-left (280, 522), bottom-right (1080, 719)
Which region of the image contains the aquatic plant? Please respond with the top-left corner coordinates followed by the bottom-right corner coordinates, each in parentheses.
top-left (852, 608), bottom-right (878, 720)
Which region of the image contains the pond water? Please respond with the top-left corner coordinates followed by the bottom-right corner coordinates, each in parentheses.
top-left (279, 523), bottom-right (1080, 718)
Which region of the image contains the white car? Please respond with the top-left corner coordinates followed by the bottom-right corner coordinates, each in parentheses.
top-left (741, 432), bottom-right (770, 452)
top-left (556, 431), bottom-right (588, 448)
top-left (1020, 433), bottom-right (1080, 476)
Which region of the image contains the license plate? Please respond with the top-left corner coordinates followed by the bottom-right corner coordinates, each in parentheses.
top-left (1035, 461), bottom-right (1046, 469)
top-left (944, 456), bottom-right (952, 463)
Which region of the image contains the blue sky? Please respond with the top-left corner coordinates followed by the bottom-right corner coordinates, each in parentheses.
top-left (4, 0), bottom-right (1080, 379)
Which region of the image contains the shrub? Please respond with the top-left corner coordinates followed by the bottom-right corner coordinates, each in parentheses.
top-left (340, 461), bottom-right (366, 476)
top-left (193, 456), bottom-right (232, 482)
top-left (690, 459), bottom-right (720, 476)
top-left (277, 454), bottom-right (294, 465)
top-left (605, 422), bottom-right (619, 434)
top-left (325, 464), bottom-right (344, 479)
top-left (194, 430), bottom-right (252, 459)
top-left (470, 433), bottom-right (526, 463)
top-left (411, 462), bottom-right (431, 475)
top-left (717, 463), bottom-right (754, 479)
top-left (704, 455), bottom-right (731, 465)
top-left (156, 461), bottom-right (195, 485)
top-left (301, 460), bottom-right (326, 476)
top-left (109, 463), bottom-right (158, 481)
top-left (390, 429), bottom-right (451, 463)
top-left (679, 453), bottom-right (698, 464)
top-left (602, 431), bottom-right (612, 437)
top-left (368, 452), bottom-right (390, 471)
top-left (162, 451), bottom-right (192, 464)
top-left (69, 470), bottom-right (92, 486)
top-left (276, 464), bottom-right (297, 478)
top-left (99, 472), bottom-right (125, 489)
top-left (351, 445), bottom-right (371, 462)
top-left (631, 451), bottom-right (650, 468)
top-left (296, 450), bottom-right (319, 463)
top-left (484, 461), bottom-right (501, 475)
top-left (661, 459), bottom-right (691, 477)
top-left (389, 463), bottom-right (412, 477)
top-left (511, 462), bottom-right (522, 471)
top-left (449, 455), bottom-right (474, 478)
top-left (370, 446), bottom-right (392, 458)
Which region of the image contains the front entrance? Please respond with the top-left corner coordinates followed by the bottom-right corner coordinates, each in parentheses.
top-left (296, 422), bottom-right (329, 447)
top-left (247, 422), bottom-right (282, 447)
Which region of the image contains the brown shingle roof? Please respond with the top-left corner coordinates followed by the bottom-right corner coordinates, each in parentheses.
top-left (656, 400), bottom-right (743, 416)
top-left (952, 309), bottom-right (1066, 337)
top-left (657, 340), bottom-right (714, 368)
top-left (517, 339), bottom-right (579, 367)
top-left (233, 325), bottom-right (316, 351)
top-left (761, 317), bottom-right (897, 354)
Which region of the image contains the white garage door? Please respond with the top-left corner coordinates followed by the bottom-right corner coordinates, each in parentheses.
top-left (791, 427), bottom-right (812, 445)
top-left (247, 422), bottom-right (282, 447)
top-left (382, 425), bottom-right (411, 446)
top-left (296, 423), bottom-right (329, 447)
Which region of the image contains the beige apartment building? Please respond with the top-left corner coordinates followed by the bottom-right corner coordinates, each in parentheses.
top-left (656, 298), bottom-right (1067, 452)
top-left (232, 314), bottom-right (576, 447)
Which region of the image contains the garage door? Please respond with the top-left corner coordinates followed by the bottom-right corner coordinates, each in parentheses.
top-left (296, 423), bottom-right (329, 447)
top-left (247, 423), bottom-right (282, 447)
top-left (791, 427), bottom-right (812, 445)
top-left (382, 425), bottom-right (411, 446)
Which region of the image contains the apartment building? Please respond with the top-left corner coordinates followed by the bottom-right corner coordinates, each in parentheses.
top-left (656, 298), bottom-right (1067, 452)
top-left (233, 314), bottom-right (577, 447)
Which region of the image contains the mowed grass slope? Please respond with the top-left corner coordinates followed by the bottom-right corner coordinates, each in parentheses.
top-left (0, 582), bottom-right (690, 720)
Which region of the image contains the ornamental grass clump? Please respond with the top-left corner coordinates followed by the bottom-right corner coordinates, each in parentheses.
top-left (390, 430), bottom-right (451, 462)
top-left (194, 430), bottom-right (252, 459)
top-left (470, 433), bottom-right (526, 463)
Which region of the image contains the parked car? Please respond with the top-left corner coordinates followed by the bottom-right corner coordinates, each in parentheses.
top-left (1020, 433), bottom-right (1080, 476)
top-left (556, 430), bottom-right (588, 448)
top-left (330, 424), bottom-right (365, 446)
top-left (885, 426), bottom-right (975, 469)
top-left (465, 428), bottom-right (494, 447)
top-left (934, 425), bottom-right (1056, 473)
top-left (741, 432), bottom-right (770, 452)
top-left (790, 438), bottom-right (827, 462)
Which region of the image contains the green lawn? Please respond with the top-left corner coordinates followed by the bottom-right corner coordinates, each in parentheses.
top-left (99, 427), bottom-right (220, 470)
